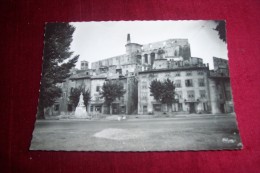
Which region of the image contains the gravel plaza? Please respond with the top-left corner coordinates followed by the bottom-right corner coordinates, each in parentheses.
top-left (30, 114), bottom-right (242, 151)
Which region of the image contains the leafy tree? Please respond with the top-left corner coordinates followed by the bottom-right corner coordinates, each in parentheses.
top-left (69, 88), bottom-right (91, 111)
top-left (100, 80), bottom-right (126, 114)
top-left (69, 88), bottom-right (81, 108)
top-left (161, 79), bottom-right (176, 112)
top-left (149, 79), bottom-right (164, 101)
top-left (214, 20), bottom-right (226, 43)
top-left (83, 90), bottom-right (91, 109)
top-left (37, 23), bottom-right (79, 119)
top-left (149, 79), bottom-right (176, 112)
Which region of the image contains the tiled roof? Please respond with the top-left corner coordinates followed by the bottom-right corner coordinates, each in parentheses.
top-left (70, 70), bottom-right (90, 79)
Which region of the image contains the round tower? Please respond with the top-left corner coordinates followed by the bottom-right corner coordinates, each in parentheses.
top-left (125, 33), bottom-right (142, 55)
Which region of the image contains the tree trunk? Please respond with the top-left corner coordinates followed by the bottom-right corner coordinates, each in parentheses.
top-left (37, 103), bottom-right (45, 119)
top-left (110, 104), bottom-right (112, 115)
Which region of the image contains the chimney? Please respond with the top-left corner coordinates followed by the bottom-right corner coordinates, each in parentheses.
top-left (127, 33), bottom-right (131, 44)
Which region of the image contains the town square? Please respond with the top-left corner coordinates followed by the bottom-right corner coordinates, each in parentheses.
top-left (30, 20), bottom-right (242, 151)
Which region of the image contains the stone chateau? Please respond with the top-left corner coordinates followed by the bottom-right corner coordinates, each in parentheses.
top-left (45, 34), bottom-right (234, 116)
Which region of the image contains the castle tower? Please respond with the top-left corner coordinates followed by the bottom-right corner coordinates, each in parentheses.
top-left (125, 34), bottom-right (142, 55)
top-left (80, 60), bottom-right (89, 70)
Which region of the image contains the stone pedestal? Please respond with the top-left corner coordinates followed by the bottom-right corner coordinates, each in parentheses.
top-left (75, 93), bottom-right (89, 118)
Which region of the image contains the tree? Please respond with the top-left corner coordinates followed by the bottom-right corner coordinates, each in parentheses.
top-left (69, 88), bottom-right (91, 111)
top-left (83, 90), bottom-right (91, 109)
top-left (161, 79), bottom-right (176, 112)
top-left (37, 23), bottom-right (79, 119)
top-left (69, 88), bottom-right (81, 108)
top-left (100, 80), bottom-right (126, 114)
top-left (214, 20), bottom-right (226, 43)
top-left (149, 79), bottom-right (164, 101)
top-left (149, 79), bottom-right (176, 112)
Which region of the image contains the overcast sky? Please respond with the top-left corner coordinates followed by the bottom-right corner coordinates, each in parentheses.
top-left (70, 20), bottom-right (228, 69)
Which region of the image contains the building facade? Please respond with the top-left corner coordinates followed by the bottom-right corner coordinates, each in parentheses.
top-left (46, 34), bottom-right (234, 116)
top-left (138, 66), bottom-right (211, 114)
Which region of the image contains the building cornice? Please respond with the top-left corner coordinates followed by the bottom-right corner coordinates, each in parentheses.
top-left (139, 66), bottom-right (209, 74)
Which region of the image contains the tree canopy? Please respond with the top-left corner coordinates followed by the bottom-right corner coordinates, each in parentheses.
top-left (100, 80), bottom-right (126, 114)
top-left (69, 88), bottom-right (81, 108)
top-left (214, 20), bottom-right (226, 43)
top-left (37, 23), bottom-right (79, 119)
top-left (149, 79), bottom-right (164, 101)
top-left (149, 78), bottom-right (176, 112)
top-left (161, 79), bottom-right (176, 105)
top-left (83, 90), bottom-right (91, 108)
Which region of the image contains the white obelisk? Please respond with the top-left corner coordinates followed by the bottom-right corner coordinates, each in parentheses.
top-left (74, 92), bottom-right (88, 118)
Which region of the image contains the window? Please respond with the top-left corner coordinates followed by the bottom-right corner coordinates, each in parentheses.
top-left (198, 71), bottom-right (204, 75)
top-left (54, 104), bottom-right (59, 111)
top-left (187, 90), bottom-right (195, 99)
top-left (198, 78), bottom-right (205, 87)
top-left (203, 103), bottom-right (207, 111)
top-left (144, 54), bottom-right (148, 63)
top-left (178, 103), bottom-right (183, 111)
top-left (90, 106), bottom-right (93, 112)
top-left (185, 79), bottom-right (193, 87)
top-left (200, 90), bottom-right (206, 98)
top-left (142, 82), bottom-right (147, 89)
top-left (176, 72), bottom-right (181, 77)
top-left (176, 91), bottom-right (182, 99)
top-left (143, 105), bottom-right (148, 113)
top-left (96, 86), bottom-right (100, 92)
top-left (186, 71), bottom-right (192, 76)
top-left (165, 73), bottom-right (170, 77)
top-left (116, 69), bottom-right (122, 74)
top-left (175, 80), bottom-right (182, 88)
top-left (141, 92), bottom-right (148, 100)
top-left (67, 104), bottom-right (72, 112)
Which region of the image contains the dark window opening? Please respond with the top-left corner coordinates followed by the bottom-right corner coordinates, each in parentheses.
top-left (67, 104), bottom-right (73, 112)
top-left (144, 54), bottom-right (148, 63)
top-left (96, 86), bottom-right (100, 92)
top-left (143, 105), bottom-right (148, 113)
top-left (186, 72), bottom-right (192, 76)
top-left (54, 104), bottom-right (59, 111)
top-left (116, 69), bottom-right (122, 74)
top-left (178, 103), bottom-right (183, 111)
top-left (185, 79), bottom-right (193, 87)
top-left (198, 79), bottom-right (205, 87)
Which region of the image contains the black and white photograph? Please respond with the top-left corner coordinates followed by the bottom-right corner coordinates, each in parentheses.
top-left (30, 20), bottom-right (242, 151)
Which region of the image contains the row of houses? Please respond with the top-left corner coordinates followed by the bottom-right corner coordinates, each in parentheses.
top-left (45, 34), bottom-right (234, 116)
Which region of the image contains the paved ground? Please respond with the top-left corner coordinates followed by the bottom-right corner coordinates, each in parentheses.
top-left (30, 114), bottom-right (242, 151)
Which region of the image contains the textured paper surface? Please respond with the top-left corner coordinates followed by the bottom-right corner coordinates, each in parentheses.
top-left (2, 0), bottom-right (260, 172)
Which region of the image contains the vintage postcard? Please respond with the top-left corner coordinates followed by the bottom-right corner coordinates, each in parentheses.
top-left (30, 20), bottom-right (242, 151)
